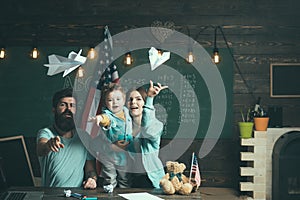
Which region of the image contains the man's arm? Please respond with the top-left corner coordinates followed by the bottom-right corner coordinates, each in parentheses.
top-left (83, 160), bottom-right (97, 189)
top-left (36, 136), bottom-right (64, 156)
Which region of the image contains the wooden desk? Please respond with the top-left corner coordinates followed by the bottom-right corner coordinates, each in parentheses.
top-left (8, 187), bottom-right (201, 199)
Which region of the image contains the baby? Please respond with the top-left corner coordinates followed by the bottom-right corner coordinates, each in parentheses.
top-left (92, 82), bottom-right (132, 144)
top-left (90, 82), bottom-right (132, 188)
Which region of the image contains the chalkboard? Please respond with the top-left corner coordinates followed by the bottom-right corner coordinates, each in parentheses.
top-left (114, 48), bottom-right (233, 139)
top-left (0, 46), bottom-right (232, 140)
top-left (270, 63), bottom-right (300, 98)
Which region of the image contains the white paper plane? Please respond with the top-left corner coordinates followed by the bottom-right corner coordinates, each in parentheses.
top-left (44, 49), bottom-right (87, 77)
top-left (148, 47), bottom-right (170, 71)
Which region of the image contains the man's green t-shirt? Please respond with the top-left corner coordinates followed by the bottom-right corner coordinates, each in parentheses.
top-left (37, 127), bottom-right (94, 187)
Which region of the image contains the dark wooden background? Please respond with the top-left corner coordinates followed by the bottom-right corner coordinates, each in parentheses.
top-left (1, 0), bottom-right (300, 190)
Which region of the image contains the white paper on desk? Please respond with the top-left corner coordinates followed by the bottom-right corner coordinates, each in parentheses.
top-left (118, 192), bottom-right (164, 200)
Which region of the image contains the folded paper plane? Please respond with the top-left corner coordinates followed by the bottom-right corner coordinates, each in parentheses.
top-left (148, 47), bottom-right (170, 71)
top-left (44, 49), bottom-right (87, 77)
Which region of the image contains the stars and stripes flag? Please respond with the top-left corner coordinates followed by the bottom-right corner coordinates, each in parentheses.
top-left (80, 25), bottom-right (120, 138)
top-left (189, 152), bottom-right (201, 188)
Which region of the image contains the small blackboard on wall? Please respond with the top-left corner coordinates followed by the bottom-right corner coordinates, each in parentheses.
top-left (270, 63), bottom-right (300, 98)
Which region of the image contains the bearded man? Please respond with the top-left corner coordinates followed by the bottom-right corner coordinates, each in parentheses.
top-left (36, 88), bottom-right (97, 188)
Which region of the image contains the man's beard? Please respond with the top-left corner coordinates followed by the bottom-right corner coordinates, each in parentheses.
top-left (55, 109), bottom-right (75, 132)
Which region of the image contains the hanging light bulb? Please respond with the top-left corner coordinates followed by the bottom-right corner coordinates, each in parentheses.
top-left (31, 47), bottom-right (39, 59)
top-left (0, 48), bottom-right (5, 59)
top-left (30, 33), bottom-right (39, 59)
top-left (88, 47), bottom-right (96, 59)
top-left (212, 48), bottom-right (220, 64)
top-left (186, 51), bottom-right (195, 63)
top-left (185, 26), bottom-right (194, 64)
top-left (212, 27), bottom-right (221, 64)
top-left (124, 52), bottom-right (133, 66)
top-left (77, 66), bottom-right (84, 78)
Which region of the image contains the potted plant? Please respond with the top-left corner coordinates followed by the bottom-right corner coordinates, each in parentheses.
top-left (253, 106), bottom-right (269, 131)
top-left (238, 108), bottom-right (254, 138)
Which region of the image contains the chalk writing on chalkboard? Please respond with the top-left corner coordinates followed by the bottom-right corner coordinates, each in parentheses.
top-left (115, 59), bottom-right (202, 138)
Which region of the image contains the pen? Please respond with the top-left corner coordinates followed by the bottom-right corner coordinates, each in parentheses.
top-left (71, 192), bottom-right (86, 199)
top-left (82, 197), bottom-right (97, 200)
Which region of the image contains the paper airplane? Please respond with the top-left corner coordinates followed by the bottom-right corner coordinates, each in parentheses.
top-left (148, 47), bottom-right (170, 71)
top-left (44, 49), bottom-right (87, 77)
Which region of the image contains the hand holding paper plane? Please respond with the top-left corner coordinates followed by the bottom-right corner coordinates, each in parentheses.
top-left (148, 47), bottom-right (170, 71)
top-left (44, 49), bottom-right (86, 77)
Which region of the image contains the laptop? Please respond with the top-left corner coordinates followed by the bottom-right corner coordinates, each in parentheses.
top-left (0, 190), bottom-right (43, 200)
top-left (0, 135), bottom-right (44, 200)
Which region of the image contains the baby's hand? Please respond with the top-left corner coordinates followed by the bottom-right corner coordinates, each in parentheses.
top-left (88, 116), bottom-right (96, 122)
top-left (88, 115), bottom-right (103, 126)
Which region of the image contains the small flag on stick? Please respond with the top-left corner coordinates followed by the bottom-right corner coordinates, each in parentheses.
top-left (189, 152), bottom-right (201, 190)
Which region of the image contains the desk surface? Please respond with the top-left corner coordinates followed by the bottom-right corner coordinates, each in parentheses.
top-left (9, 187), bottom-right (202, 199)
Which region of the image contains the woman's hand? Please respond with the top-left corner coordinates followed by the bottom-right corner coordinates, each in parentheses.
top-left (147, 80), bottom-right (168, 97)
top-left (111, 140), bottom-right (129, 152)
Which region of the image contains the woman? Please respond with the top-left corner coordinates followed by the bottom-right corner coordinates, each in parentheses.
top-left (123, 80), bottom-right (168, 188)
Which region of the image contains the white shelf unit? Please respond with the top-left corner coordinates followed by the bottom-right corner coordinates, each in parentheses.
top-left (240, 131), bottom-right (267, 200)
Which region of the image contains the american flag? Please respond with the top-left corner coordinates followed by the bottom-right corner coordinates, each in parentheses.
top-left (189, 152), bottom-right (201, 188)
top-left (80, 25), bottom-right (119, 138)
